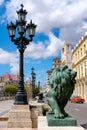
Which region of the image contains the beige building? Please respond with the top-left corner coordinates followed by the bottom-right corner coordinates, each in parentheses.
top-left (46, 58), bottom-right (61, 89)
top-left (61, 41), bottom-right (72, 69)
top-left (72, 33), bottom-right (87, 101)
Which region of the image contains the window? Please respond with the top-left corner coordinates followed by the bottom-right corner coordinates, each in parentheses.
top-left (84, 44), bottom-right (86, 53)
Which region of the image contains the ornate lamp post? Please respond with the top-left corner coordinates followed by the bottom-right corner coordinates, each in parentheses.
top-left (7, 4), bottom-right (37, 105)
top-left (38, 81), bottom-right (40, 88)
top-left (31, 67), bottom-right (36, 99)
top-left (38, 80), bottom-right (40, 92)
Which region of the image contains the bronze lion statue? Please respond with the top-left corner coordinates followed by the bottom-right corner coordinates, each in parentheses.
top-left (47, 65), bottom-right (77, 118)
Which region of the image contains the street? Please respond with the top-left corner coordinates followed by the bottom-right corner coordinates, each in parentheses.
top-left (65, 101), bottom-right (87, 129)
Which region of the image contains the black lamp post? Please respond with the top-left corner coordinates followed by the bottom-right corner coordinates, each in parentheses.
top-left (38, 81), bottom-right (40, 87)
top-left (7, 4), bottom-right (37, 105)
top-left (31, 67), bottom-right (36, 99)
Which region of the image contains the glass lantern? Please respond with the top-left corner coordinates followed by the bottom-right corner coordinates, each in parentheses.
top-left (27, 20), bottom-right (37, 37)
top-left (7, 21), bottom-right (16, 37)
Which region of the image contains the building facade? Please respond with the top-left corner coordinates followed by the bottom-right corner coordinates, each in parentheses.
top-left (46, 58), bottom-right (61, 89)
top-left (0, 72), bottom-right (19, 94)
top-left (61, 41), bottom-right (72, 69)
top-left (72, 33), bottom-right (87, 101)
top-left (3, 72), bottom-right (18, 85)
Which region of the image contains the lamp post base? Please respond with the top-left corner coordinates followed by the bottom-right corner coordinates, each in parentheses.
top-left (14, 92), bottom-right (28, 105)
top-left (8, 105), bottom-right (32, 128)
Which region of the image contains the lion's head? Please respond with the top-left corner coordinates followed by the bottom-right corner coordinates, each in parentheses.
top-left (50, 65), bottom-right (77, 93)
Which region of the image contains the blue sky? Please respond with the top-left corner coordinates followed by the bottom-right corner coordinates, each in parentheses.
top-left (0, 0), bottom-right (87, 86)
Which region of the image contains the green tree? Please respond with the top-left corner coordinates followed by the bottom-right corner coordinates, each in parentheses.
top-left (34, 86), bottom-right (40, 96)
top-left (2, 84), bottom-right (18, 95)
top-left (25, 84), bottom-right (32, 102)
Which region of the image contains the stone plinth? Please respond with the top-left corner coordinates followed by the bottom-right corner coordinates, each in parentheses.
top-left (38, 116), bottom-right (85, 130)
top-left (37, 104), bottom-right (43, 116)
top-left (8, 105), bottom-right (32, 128)
top-left (30, 105), bottom-right (38, 128)
top-left (29, 100), bottom-right (46, 116)
top-left (46, 112), bottom-right (77, 126)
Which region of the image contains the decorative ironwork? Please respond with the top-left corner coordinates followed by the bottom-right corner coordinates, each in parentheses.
top-left (7, 4), bottom-right (37, 105)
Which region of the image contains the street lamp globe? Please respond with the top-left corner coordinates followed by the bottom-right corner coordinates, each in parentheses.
top-left (7, 21), bottom-right (16, 38)
top-left (27, 20), bottom-right (37, 37)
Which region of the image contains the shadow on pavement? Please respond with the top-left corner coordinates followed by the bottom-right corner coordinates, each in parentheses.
top-left (81, 123), bottom-right (87, 129)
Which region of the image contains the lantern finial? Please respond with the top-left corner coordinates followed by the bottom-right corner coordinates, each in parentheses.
top-left (21, 4), bottom-right (24, 10)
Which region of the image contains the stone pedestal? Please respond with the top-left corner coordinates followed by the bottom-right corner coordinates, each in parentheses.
top-left (38, 116), bottom-right (85, 130)
top-left (46, 112), bottom-right (77, 126)
top-left (37, 104), bottom-right (43, 116)
top-left (30, 105), bottom-right (38, 128)
top-left (8, 105), bottom-right (32, 128)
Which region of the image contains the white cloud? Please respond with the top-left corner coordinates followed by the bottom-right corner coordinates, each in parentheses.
top-left (59, 23), bottom-right (86, 45)
top-left (0, 48), bottom-right (18, 64)
top-left (10, 63), bottom-right (19, 74)
top-left (25, 32), bottom-right (64, 59)
top-left (46, 32), bottom-right (64, 56)
top-left (0, 0), bottom-right (4, 6)
top-left (0, 48), bottom-right (19, 73)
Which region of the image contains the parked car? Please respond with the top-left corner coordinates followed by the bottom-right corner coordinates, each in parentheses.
top-left (70, 96), bottom-right (85, 103)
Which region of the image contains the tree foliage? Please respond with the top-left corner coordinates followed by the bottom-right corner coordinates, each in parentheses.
top-left (34, 86), bottom-right (40, 95)
top-left (2, 84), bottom-right (18, 95)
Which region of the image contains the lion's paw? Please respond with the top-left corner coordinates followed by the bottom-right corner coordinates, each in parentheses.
top-left (55, 112), bottom-right (64, 119)
top-left (63, 111), bottom-right (68, 117)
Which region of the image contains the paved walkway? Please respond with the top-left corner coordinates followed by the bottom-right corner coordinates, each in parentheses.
top-left (0, 100), bottom-right (13, 117)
